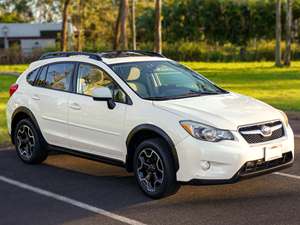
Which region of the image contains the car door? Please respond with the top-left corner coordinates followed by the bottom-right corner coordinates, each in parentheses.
top-left (31, 62), bottom-right (75, 148)
top-left (68, 62), bottom-right (128, 160)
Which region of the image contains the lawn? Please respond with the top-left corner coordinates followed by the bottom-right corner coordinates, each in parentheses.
top-left (184, 61), bottom-right (300, 111)
top-left (0, 62), bottom-right (300, 146)
top-left (0, 75), bottom-right (17, 146)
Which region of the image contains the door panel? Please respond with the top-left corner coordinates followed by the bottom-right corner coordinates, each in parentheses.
top-left (68, 95), bottom-right (126, 159)
top-left (31, 62), bottom-right (75, 148)
top-left (68, 63), bottom-right (127, 160)
top-left (34, 88), bottom-right (69, 148)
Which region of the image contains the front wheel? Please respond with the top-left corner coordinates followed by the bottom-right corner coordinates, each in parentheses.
top-left (133, 138), bottom-right (180, 199)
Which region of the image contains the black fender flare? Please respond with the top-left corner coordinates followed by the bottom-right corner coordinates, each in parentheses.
top-left (11, 106), bottom-right (46, 144)
top-left (126, 124), bottom-right (179, 171)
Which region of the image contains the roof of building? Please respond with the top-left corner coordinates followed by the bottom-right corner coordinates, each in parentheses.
top-left (0, 23), bottom-right (62, 38)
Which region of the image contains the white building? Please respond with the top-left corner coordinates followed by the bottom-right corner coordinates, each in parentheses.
top-left (0, 23), bottom-right (62, 53)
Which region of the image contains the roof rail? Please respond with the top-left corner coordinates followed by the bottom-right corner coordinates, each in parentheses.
top-left (131, 50), bottom-right (165, 57)
top-left (39, 50), bottom-right (164, 61)
top-left (39, 52), bottom-right (102, 61)
top-left (98, 50), bottom-right (165, 58)
top-left (128, 50), bottom-right (165, 58)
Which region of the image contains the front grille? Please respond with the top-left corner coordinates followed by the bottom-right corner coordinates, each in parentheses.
top-left (240, 152), bottom-right (293, 176)
top-left (239, 120), bottom-right (284, 144)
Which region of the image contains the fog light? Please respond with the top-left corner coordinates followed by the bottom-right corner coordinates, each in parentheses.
top-left (200, 161), bottom-right (211, 171)
top-left (246, 161), bottom-right (256, 167)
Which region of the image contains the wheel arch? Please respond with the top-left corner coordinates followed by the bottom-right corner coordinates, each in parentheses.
top-left (11, 106), bottom-right (45, 145)
top-left (125, 124), bottom-right (179, 172)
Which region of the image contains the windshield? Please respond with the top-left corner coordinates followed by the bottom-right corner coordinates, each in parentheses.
top-left (110, 61), bottom-right (227, 100)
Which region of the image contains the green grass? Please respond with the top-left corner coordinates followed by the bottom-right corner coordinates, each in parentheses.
top-left (0, 62), bottom-right (300, 145)
top-left (183, 61), bottom-right (300, 111)
top-left (0, 75), bottom-right (17, 146)
top-left (0, 64), bottom-right (27, 74)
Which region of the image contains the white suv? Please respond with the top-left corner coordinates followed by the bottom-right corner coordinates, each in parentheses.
top-left (7, 51), bottom-right (294, 198)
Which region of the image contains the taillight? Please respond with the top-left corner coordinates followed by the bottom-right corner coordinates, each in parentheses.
top-left (9, 84), bottom-right (19, 97)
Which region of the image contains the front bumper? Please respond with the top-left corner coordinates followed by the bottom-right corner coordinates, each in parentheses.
top-left (175, 125), bottom-right (295, 182)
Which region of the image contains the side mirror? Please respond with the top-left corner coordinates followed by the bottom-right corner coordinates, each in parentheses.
top-left (92, 87), bottom-right (116, 109)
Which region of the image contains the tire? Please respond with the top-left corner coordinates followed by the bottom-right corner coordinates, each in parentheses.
top-left (133, 138), bottom-right (180, 199)
top-left (14, 118), bottom-right (48, 164)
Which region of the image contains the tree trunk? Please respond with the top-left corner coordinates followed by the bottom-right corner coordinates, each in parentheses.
top-left (154, 0), bottom-right (162, 54)
top-left (131, 0), bottom-right (136, 50)
top-left (120, 0), bottom-right (129, 50)
top-left (284, 0), bottom-right (293, 66)
top-left (275, 0), bottom-right (282, 67)
top-left (61, 0), bottom-right (71, 51)
top-left (76, 0), bottom-right (83, 51)
top-left (113, 1), bottom-right (122, 50)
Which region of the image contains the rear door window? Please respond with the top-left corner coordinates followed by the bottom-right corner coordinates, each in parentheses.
top-left (45, 63), bottom-right (75, 91)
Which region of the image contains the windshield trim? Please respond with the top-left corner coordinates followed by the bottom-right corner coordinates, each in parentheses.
top-left (108, 60), bottom-right (228, 101)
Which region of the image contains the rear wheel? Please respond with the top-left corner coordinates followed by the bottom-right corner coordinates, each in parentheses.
top-left (14, 118), bottom-right (48, 164)
top-left (133, 138), bottom-right (180, 198)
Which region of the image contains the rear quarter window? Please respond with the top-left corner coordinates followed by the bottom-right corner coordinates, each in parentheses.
top-left (36, 66), bottom-right (48, 87)
top-left (26, 69), bottom-right (39, 85)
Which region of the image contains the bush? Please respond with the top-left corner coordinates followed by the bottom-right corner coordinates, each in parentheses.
top-left (2, 39), bottom-right (300, 64)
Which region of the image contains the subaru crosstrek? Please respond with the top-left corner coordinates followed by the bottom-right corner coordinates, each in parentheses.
top-left (6, 51), bottom-right (294, 198)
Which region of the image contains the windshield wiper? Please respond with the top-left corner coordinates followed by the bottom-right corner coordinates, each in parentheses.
top-left (145, 96), bottom-right (175, 100)
top-left (188, 90), bottom-right (223, 95)
top-left (146, 90), bottom-right (225, 101)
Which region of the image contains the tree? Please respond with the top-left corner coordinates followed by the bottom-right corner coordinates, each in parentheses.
top-left (275, 0), bottom-right (282, 67)
top-left (76, 0), bottom-right (84, 51)
top-left (113, 1), bottom-right (122, 50)
top-left (154, 0), bottom-right (162, 54)
top-left (131, 0), bottom-right (136, 50)
top-left (114, 0), bottom-right (129, 50)
top-left (284, 0), bottom-right (293, 66)
top-left (61, 0), bottom-right (71, 51)
top-left (35, 0), bottom-right (61, 22)
top-left (0, 0), bottom-right (35, 22)
top-left (120, 0), bottom-right (129, 50)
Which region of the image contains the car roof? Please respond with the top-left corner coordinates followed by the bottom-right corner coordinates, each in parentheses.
top-left (29, 51), bottom-right (172, 70)
top-left (102, 56), bottom-right (170, 65)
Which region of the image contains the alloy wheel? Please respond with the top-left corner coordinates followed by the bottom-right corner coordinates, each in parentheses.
top-left (137, 148), bottom-right (164, 193)
top-left (16, 124), bottom-right (35, 160)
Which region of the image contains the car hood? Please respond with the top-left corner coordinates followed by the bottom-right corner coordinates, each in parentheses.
top-left (153, 92), bottom-right (283, 130)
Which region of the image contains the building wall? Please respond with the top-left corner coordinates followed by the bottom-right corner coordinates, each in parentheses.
top-left (0, 23), bottom-right (62, 38)
top-left (0, 23), bottom-right (62, 53)
top-left (21, 39), bottom-right (56, 53)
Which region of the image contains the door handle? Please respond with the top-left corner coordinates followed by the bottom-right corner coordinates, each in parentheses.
top-left (32, 95), bottom-right (40, 100)
top-left (69, 102), bottom-right (81, 110)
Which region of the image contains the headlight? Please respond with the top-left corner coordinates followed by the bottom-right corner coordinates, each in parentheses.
top-left (180, 121), bottom-right (234, 142)
top-left (279, 110), bottom-right (289, 127)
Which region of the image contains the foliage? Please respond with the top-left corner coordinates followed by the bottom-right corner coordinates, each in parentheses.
top-left (139, 40), bottom-right (300, 62)
top-left (137, 0), bottom-right (300, 46)
top-left (3, 0), bottom-right (300, 61)
top-left (0, 0), bottom-right (34, 22)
